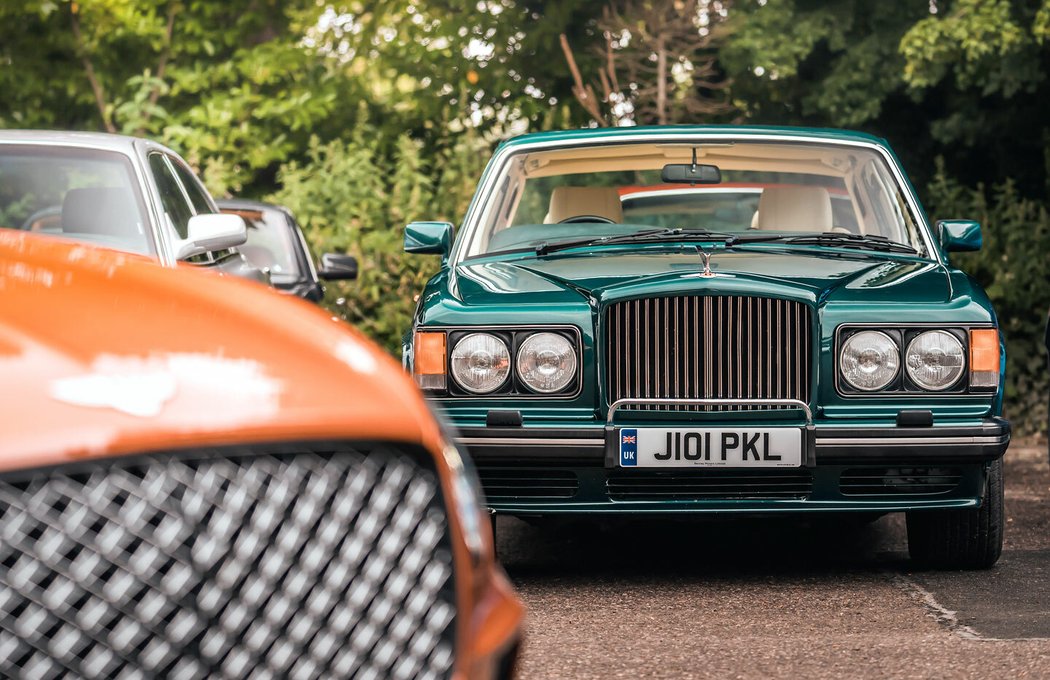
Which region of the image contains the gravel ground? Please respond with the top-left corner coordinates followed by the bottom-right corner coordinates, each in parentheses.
top-left (498, 445), bottom-right (1050, 679)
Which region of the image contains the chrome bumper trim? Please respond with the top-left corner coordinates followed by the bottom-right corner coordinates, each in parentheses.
top-left (607, 398), bottom-right (814, 425)
top-left (458, 437), bottom-right (605, 447)
top-left (815, 435), bottom-right (1008, 446)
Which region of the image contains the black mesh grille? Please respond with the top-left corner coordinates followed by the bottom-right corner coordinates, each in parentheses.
top-left (607, 469), bottom-right (813, 501)
top-left (840, 467), bottom-right (963, 496)
top-left (0, 445), bottom-right (457, 679)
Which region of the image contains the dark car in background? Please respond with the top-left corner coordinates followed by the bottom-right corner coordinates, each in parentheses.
top-left (218, 199), bottom-right (357, 301)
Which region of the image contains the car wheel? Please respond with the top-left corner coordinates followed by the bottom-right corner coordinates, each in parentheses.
top-left (906, 457), bottom-right (1004, 570)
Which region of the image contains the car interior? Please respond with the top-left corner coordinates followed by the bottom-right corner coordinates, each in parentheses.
top-left (470, 142), bottom-right (922, 256)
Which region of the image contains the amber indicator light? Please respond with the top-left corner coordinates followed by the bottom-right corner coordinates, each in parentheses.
top-left (414, 331), bottom-right (447, 390)
top-left (969, 329), bottom-right (1000, 389)
top-left (969, 329), bottom-right (999, 371)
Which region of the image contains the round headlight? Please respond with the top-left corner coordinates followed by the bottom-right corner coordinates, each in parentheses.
top-left (840, 330), bottom-right (900, 391)
top-left (450, 333), bottom-right (510, 393)
top-left (905, 330), bottom-right (965, 390)
top-left (516, 332), bottom-right (577, 393)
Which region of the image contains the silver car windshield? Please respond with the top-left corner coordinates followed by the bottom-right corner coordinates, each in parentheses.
top-left (0, 145), bottom-right (153, 255)
top-left (462, 141), bottom-right (927, 258)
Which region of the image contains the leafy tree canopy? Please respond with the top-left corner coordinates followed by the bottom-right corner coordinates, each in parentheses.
top-left (721, 0), bottom-right (1050, 197)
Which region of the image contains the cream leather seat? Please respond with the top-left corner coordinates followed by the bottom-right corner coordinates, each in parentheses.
top-left (544, 187), bottom-right (624, 224)
top-left (755, 186), bottom-right (833, 232)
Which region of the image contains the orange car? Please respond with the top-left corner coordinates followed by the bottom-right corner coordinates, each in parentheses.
top-left (0, 231), bottom-right (522, 678)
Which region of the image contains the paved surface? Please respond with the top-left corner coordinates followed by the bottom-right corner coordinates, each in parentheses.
top-left (497, 445), bottom-right (1050, 678)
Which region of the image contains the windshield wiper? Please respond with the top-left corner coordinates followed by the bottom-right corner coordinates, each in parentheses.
top-left (534, 227), bottom-right (727, 256)
top-left (725, 231), bottom-right (918, 255)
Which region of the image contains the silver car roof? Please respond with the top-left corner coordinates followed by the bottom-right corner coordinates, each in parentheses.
top-left (0, 130), bottom-right (180, 157)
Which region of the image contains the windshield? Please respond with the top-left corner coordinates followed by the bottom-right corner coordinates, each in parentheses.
top-left (0, 145), bottom-right (153, 255)
top-left (462, 141), bottom-right (926, 259)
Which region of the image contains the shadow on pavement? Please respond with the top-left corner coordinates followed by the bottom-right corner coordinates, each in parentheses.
top-left (497, 513), bottom-right (911, 579)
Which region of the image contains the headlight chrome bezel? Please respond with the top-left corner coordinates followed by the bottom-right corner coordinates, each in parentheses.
top-left (426, 325), bottom-right (583, 398)
top-left (838, 330), bottom-right (900, 392)
top-left (449, 332), bottom-right (512, 394)
top-left (836, 324), bottom-right (995, 396)
top-left (904, 330), bottom-right (967, 391)
top-left (516, 331), bottom-right (579, 394)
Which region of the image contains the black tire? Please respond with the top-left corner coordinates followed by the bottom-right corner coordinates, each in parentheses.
top-left (906, 457), bottom-right (1004, 569)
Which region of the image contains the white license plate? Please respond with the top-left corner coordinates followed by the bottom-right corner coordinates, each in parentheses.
top-left (618, 427), bottom-right (802, 468)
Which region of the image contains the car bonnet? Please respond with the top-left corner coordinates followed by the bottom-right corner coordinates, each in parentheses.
top-left (0, 231), bottom-right (439, 469)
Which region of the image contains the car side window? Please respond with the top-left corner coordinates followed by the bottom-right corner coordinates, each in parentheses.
top-left (170, 159), bottom-right (215, 215)
top-left (148, 153), bottom-right (194, 239)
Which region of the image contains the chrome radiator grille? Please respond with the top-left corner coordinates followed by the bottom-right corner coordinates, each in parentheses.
top-left (0, 445), bottom-right (456, 679)
top-left (605, 295), bottom-right (813, 411)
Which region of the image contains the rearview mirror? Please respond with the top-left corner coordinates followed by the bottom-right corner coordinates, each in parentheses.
top-left (319, 253), bottom-right (358, 281)
top-left (404, 221), bottom-right (453, 259)
top-left (937, 219), bottom-right (982, 252)
top-left (175, 213), bottom-right (247, 260)
top-left (661, 163), bottom-right (721, 185)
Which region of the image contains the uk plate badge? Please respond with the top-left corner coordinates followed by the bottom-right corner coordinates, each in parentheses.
top-left (620, 429), bottom-right (638, 466)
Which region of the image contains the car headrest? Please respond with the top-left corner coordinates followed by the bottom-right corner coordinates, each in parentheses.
top-left (544, 187), bottom-right (624, 224)
top-left (756, 186), bottom-right (832, 232)
top-left (62, 187), bottom-right (141, 238)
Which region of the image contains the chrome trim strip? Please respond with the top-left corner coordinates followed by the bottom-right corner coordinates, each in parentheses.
top-left (458, 437), bottom-right (605, 447)
top-left (462, 433), bottom-right (1004, 448)
top-left (607, 397), bottom-right (814, 424)
top-left (815, 435), bottom-right (1007, 446)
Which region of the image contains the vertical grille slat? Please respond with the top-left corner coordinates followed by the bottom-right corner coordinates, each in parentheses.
top-left (604, 295), bottom-right (813, 412)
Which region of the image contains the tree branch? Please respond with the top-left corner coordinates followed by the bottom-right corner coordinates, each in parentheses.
top-left (150, 3), bottom-right (177, 107)
top-left (71, 5), bottom-right (116, 133)
top-left (559, 33), bottom-right (607, 124)
top-left (138, 2), bottom-right (179, 134)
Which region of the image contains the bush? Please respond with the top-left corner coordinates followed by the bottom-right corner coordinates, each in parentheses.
top-left (268, 127), bottom-right (489, 355)
top-left (925, 161), bottom-right (1050, 437)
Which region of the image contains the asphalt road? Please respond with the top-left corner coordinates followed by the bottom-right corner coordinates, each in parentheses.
top-left (496, 445), bottom-right (1050, 679)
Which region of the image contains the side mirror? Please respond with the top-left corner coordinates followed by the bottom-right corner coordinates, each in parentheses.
top-left (175, 213), bottom-right (247, 260)
top-left (319, 253), bottom-right (358, 281)
top-left (937, 219), bottom-right (982, 252)
top-left (404, 221), bottom-right (453, 260)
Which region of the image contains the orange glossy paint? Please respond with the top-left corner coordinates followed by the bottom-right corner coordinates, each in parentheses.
top-left (0, 230), bottom-right (522, 679)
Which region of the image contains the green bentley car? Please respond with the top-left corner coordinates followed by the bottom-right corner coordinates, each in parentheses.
top-left (403, 126), bottom-right (1009, 569)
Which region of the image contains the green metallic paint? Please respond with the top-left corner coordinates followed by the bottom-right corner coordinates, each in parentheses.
top-left (937, 219), bottom-right (983, 253)
top-left (404, 221), bottom-right (453, 260)
top-left (407, 126), bottom-right (1007, 514)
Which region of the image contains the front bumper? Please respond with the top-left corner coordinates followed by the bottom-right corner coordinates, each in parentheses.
top-left (457, 418), bottom-right (1010, 515)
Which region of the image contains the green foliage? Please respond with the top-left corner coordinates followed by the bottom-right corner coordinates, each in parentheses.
top-left (269, 127), bottom-right (489, 353)
top-left (901, 0), bottom-right (1036, 95)
top-left (926, 163), bottom-right (1050, 436)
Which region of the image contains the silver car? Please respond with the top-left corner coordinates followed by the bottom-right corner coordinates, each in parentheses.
top-left (0, 130), bottom-right (267, 283)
